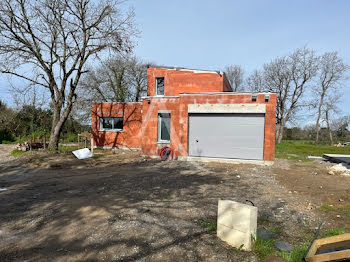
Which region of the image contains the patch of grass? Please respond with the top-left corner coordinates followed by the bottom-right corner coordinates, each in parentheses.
top-left (322, 228), bottom-right (347, 238)
top-left (252, 236), bottom-right (275, 260)
top-left (91, 154), bottom-right (103, 160)
top-left (319, 204), bottom-right (335, 211)
top-left (319, 204), bottom-right (350, 217)
top-left (278, 242), bottom-right (309, 262)
top-left (1, 140), bottom-right (17, 144)
top-left (265, 226), bottom-right (279, 234)
top-left (343, 205), bottom-right (350, 216)
top-left (10, 149), bottom-right (29, 157)
top-left (276, 140), bottom-right (350, 161)
top-left (197, 219), bottom-right (217, 234)
top-left (58, 145), bottom-right (79, 154)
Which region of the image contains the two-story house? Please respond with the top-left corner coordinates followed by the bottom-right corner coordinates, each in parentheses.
top-left (91, 66), bottom-right (276, 162)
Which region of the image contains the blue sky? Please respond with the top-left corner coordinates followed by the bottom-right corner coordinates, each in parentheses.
top-left (128, 0), bottom-right (350, 124)
top-left (1, 0), bottom-right (349, 124)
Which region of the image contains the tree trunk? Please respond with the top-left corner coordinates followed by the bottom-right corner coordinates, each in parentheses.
top-left (277, 121), bottom-right (285, 144)
top-left (325, 110), bottom-right (333, 145)
top-left (315, 92), bottom-right (325, 144)
top-left (48, 90), bottom-right (75, 150)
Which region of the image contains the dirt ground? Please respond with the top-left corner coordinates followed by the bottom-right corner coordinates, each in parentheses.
top-left (0, 145), bottom-right (349, 262)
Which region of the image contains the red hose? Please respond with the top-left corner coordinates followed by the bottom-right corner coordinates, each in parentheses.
top-left (159, 146), bottom-right (173, 160)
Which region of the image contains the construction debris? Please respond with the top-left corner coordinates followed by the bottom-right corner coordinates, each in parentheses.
top-left (72, 148), bottom-right (93, 160)
top-left (305, 233), bottom-right (350, 262)
top-left (323, 154), bottom-right (350, 165)
top-left (307, 156), bottom-right (323, 159)
top-left (217, 200), bottom-right (257, 251)
top-left (327, 163), bottom-right (350, 177)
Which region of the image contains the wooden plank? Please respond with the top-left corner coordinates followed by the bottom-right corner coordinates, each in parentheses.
top-left (305, 234), bottom-right (350, 262)
top-left (316, 233), bottom-right (350, 246)
top-left (307, 250), bottom-right (350, 262)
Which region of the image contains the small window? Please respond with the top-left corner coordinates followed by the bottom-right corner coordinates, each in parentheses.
top-left (100, 117), bottom-right (123, 131)
top-left (158, 113), bottom-right (170, 142)
top-left (156, 77), bottom-right (164, 96)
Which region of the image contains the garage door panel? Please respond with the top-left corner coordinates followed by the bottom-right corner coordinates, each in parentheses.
top-left (188, 113), bottom-right (265, 160)
top-left (193, 135), bottom-right (263, 148)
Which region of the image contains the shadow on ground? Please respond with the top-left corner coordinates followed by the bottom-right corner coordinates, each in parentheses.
top-left (0, 153), bottom-right (261, 262)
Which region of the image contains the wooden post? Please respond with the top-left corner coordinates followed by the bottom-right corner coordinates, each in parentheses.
top-left (30, 137), bottom-right (32, 151)
top-left (44, 135), bottom-right (46, 149)
top-left (78, 134), bottom-right (80, 149)
top-left (19, 135), bottom-right (21, 146)
top-left (91, 137), bottom-right (94, 154)
top-left (85, 137), bottom-right (87, 148)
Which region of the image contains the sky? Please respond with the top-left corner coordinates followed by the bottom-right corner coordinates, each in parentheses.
top-left (1, 0), bottom-right (349, 124)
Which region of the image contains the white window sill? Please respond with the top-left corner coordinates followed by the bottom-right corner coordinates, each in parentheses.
top-left (156, 141), bottom-right (170, 144)
top-left (99, 129), bottom-right (124, 132)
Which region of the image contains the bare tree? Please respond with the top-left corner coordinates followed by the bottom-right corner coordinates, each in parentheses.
top-left (314, 52), bottom-right (347, 144)
top-left (323, 94), bottom-right (341, 144)
top-left (76, 55), bottom-right (148, 123)
top-left (264, 48), bottom-right (319, 143)
top-left (128, 57), bottom-right (148, 102)
top-left (331, 115), bottom-right (350, 141)
top-left (246, 69), bottom-right (265, 92)
top-left (224, 65), bottom-right (244, 92)
top-left (0, 0), bottom-right (136, 149)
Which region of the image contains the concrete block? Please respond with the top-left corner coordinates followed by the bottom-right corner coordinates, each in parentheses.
top-left (217, 200), bottom-right (257, 251)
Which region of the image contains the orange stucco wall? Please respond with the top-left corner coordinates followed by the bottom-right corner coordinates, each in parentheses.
top-left (140, 93), bottom-right (276, 161)
top-left (147, 67), bottom-right (231, 96)
top-left (91, 102), bottom-right (142, 148)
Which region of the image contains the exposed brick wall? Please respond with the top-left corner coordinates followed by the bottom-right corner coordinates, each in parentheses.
top-left (91, 102), bottom-right (142, 148)
top-left (141, 97), bottom-right (182, 156)
top-left (141, 93), bottom-right (276, 161)
top-left (147, 67), bottom-right (230, 96)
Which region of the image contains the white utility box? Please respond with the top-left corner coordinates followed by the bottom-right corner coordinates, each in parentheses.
top-left (217, 200), bottom-right (257, 251)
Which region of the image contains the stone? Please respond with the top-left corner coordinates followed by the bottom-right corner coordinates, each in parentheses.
top-left (257, 228), bottom-right (278, 240)
top-left (217, 200), bottom-right (257, 251)
top-left (274, 241), bottom-right (293, 252)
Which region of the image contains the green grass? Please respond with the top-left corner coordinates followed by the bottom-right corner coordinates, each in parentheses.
top-left (197, 219), bottom-right (217, 234)
top-left (1, 140), bottom-right (17, 144)
top-left (265, 226), bottom-right (279, 234)
top-left (275, 140), bottom-right (350, 161)
top-left (322, 228), bottom-right (347, 238)
top-left (252, 236), bottom-right (276, 260)
top-left (344, 205), bottom-right (350, 216)
top-left (278, 242), bottom-right (309, 262)
top-left (58, 145), bottom-right (79, 154)
top-left (319, 204), bottom-right (335, 212)
top-left (319, 203), bottom-right (350, 217)
top-left (10, 149), bottom-right (29, 157)
top-left (252, 237), bottom-right (311, 262)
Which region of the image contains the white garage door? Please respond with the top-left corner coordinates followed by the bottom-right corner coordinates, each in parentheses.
top-left (188, 113), bottom-right (265, 160)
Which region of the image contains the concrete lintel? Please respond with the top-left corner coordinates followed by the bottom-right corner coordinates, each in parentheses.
top-left (141, 96), bottom-right (180, 99)
top-left (181, 156), bottom-right (273, 166)
top-left (187, 103), bottom-right (266, 113)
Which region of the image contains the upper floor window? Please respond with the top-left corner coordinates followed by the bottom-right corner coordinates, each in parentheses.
top-left (156, 77), bottom-right (164, 96)
top-left (99, 117), bottom-right (123, 131)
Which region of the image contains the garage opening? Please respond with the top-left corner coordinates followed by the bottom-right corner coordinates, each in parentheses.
top-left (188, 113), bottom-right (265, 160)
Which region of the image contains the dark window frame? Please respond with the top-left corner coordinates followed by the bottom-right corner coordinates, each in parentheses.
top-left (155, 77), bottom-right (165, 96)
top-left (99, 117), bottom-right (124, 131)
top-left (157, 113), bottom-right (171, 142)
